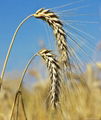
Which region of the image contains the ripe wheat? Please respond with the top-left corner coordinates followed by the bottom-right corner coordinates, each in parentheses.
top-left (38, 49), bottom-right (62, 109)
top-left (34, 8), bottom-right (70, 68)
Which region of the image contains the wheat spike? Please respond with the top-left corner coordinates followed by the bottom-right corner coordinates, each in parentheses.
top-left (34, 8), bottom-right (70, 68)
top-left (38, 48), bottom-right (62, 109)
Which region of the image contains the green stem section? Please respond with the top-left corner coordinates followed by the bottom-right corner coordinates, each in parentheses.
top-left (0, 14), bottom-right (33, 90)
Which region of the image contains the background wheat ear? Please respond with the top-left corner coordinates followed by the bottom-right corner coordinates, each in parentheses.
top-left (38, 48), bottom-right (62, 109)
top-left (33, 8), bottom-right (70, 68)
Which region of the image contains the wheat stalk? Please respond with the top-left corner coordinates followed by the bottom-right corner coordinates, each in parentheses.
top-left (10, 54), bottom-right (37, 120)
top-left (38, 48), bottom-right (62, 109)
top-left (0, 14), bottom-right (33, 91)
top-left (33, 8), bottom-right (70, 68)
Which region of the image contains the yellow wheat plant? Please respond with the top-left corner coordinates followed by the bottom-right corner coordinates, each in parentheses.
top-left (0, 1), bottom-right (101, 120)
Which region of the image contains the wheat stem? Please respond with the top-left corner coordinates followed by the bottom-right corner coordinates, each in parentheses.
top-left (10, 54), bottom-right (37, 120)
top-left (0, 14), bottom-right (33, 90)
top-left (18, 54), bottom-right (37, 90)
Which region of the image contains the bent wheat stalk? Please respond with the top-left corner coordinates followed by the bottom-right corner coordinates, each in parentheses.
top-left (33, 8), bottom-right (70, 68)
top-left (0, 14), bottom-right (33, 90)
top-left (10, 54), bottom-right (37, 120)
top-left (38, 49), bottom-right (62, 109)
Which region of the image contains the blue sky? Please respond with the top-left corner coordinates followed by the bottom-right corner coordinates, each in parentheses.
top-left (0, 0), bottom-right (101, 73)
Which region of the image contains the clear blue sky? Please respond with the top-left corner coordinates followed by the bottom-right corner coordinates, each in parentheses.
top-left (0, 0), bottom-right (101, 73)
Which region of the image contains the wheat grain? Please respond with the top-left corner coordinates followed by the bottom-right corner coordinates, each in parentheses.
top-left (34, 8), bottom-right (70, 68)
top-left (38, 49), bottom-right (62, 109)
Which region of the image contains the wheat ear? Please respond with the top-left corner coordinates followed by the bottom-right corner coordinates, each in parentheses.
top-left (38, 48), bottom-right (62, 109)
top-left (33, 8), bottom-right (70, 68)
top-left (33, 8), bottom-right (84, 94)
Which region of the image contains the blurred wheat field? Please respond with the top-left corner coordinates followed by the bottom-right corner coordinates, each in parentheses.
top-left (0, 0), bottom-right (101, 120)
top-left (0, 63), bottom-right (101, 120)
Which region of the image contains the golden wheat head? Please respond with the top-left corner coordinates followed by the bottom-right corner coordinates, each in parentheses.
top-left (34, 8), bottom-right (70, 68)
top-left (38, 48), bottom-right (62, 109)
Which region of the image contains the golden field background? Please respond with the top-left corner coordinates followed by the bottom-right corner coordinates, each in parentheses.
top-left (0, 63), bottom-right (101, 120)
